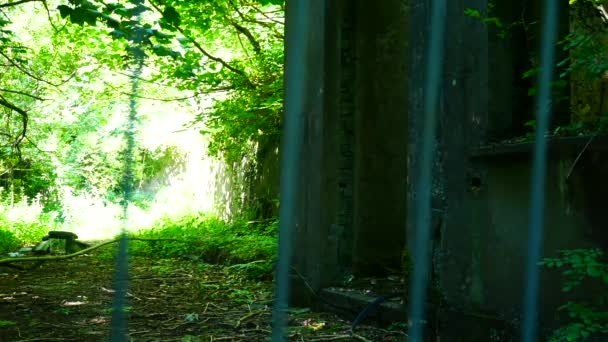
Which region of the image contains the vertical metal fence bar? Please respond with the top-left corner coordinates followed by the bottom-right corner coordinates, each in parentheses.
top-left (407, 0), bottom-right (446, 341)
top-left (521, 1), bottom-right (559, 341)
top-left (110, 7), bottom-right (145, 341)
top-left (272, 0), bottom-right (308, 340)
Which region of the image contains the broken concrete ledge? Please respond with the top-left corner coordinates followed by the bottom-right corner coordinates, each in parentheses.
top-left (318, 287), bottom-right (410, 326)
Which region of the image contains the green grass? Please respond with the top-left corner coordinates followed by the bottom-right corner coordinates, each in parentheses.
top-left (126, 213), bottom-right (277, 279)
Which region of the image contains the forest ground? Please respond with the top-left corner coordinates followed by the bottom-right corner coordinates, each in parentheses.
top-left (0, 246), bottom-right (406, 341)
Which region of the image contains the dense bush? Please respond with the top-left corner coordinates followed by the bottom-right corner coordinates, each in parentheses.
top-left (0, 230), bottom-right (20, 255)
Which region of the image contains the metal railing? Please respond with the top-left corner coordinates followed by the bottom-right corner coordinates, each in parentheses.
top-left (109, 0), bottom-right (561, 340)
top-left (274, 0), bottom-right (559, 341)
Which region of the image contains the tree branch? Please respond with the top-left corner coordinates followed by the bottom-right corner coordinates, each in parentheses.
top-left (41, 0), bottom-right (60, 33)
top-left (0, 95), bottom-right (28, 150)
top-left (0, 0), bottom-right (43, 9)
top-left (0, 87), bottom-right (48, 101)
top-left (25, 135), bottom-right (56, 154)
top-left (233, 1), bottom-right (284, 39)
top-left (0, 237), bottom-right (182, 268)
top-left (0, 49), bottom-right (76, 88)
top-left (147, 0), bottom-right (255, 88)
top-left (225, 7), bottom-right (262, 55)
top-left (231, 20), bottom-right (262, 54)
top-left (245, 0), bottom-right (285, 25)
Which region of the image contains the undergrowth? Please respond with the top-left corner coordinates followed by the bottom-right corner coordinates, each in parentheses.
top-left (126, 213), bottom-right (278, 280)
top-left (0, 192), bottom-right (55, 254)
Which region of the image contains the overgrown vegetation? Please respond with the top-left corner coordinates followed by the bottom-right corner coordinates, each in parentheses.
top-left (0, 194), bottom-right (54, 254)
top-left (466, 0), bottom-right (608, 138)
top-left (540, 249), bottom-right (608, 341)
top-left (0, 0), bottom-right (284, 256)
top-left (127, 214), bottom-right (277, 279)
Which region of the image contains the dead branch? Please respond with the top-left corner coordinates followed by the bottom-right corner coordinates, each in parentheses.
top-left (234, 309), bottom-right (265, 328)
top-left (0, 237), bottom-right (181, 268)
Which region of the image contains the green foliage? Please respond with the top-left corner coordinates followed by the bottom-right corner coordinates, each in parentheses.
top-left (540, 249), bottom-right (608, 341)
top-left (57, 0), bottom-right (179, 55)
top-left (0, 320), bottom-right (16, 327)
top-left (228, 260), bottom-right (273, 280)
top-left (387, 321), bottom-right (409, 332)
top-left (561, 29), bottom-right (608, 78)
top-left (201, 47), bottom-right (283, 163)
top-left (0, 0), bottom-right (283, 231)
top-left (569, 0), bottom-right (606, 6)
top-left (128, 213), bottom-right (277, 278)
top-left (464, 2), bottom-right (518, 39)
top-left (466, 0), bottom-right (608, 136)
top-left (0, 229), bottom-right (20, 254)
top-left (156, 0), bottom-right (285, 164)
top-left (0, 192), bottom-right (53, 244)
top-left (48, 0), bottom-right (284, 218)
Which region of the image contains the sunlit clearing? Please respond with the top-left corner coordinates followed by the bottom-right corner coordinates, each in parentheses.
top-left (66, 101), bottom-right (221, 241)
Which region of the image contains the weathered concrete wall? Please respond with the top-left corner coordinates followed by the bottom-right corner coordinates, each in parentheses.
top-left (334, 0), bottom-right (356, 278)
top-left (428, 2), bottom-right (492, 338)
top-left (281, 0), bottom-right (606, 339)
top-left (288, 0), bottom-right (409, 303)
top-left (249, 136), bottom-right (281, 218)
top-left (463, 142), bottom-right (608, 337)
top-left (351, 0), bottom-right (409, 275)
top-left (281, 0), bottom-right (337, 303)
top-left (211, 136), bottom-right (280, 221)
top-left (409, 0), bottom-right (575, 338)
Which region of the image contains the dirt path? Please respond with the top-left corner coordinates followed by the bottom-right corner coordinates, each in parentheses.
top-left (0, 249), bottom-right (407, 341)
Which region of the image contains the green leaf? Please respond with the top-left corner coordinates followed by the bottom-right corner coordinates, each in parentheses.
top-left (522, 67), bottom-right (539, 79)
top-left (152, 30), bottom-right (174, 43)
top-left (152, 45), bottom-right (180, 59)
top-left (102, 15), bottom-right (120, 29)
top-left (110, 30), bottom-right (125, 39)
top-left (586, 264), bottom-right (602, 277)
top-left (163, 6), bottom-right (181, 27)
top-left (464, 8), bottom-right (481, 18)
top-left (57, 5), bottom-right (73, 19)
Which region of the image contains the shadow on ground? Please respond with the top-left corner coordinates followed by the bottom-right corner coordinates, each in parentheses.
top-left (0, 246), bottom-right (407, 341)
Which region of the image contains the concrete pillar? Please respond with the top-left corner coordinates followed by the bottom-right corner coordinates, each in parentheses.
top-left (287, 0), bottom-right (344, 305)
top-left (288, 0), bottom-right (410, 304)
